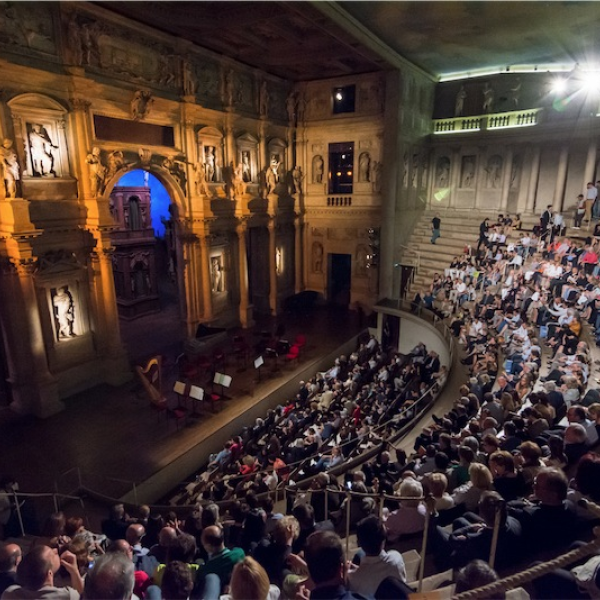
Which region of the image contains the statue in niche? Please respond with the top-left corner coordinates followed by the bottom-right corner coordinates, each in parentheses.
top-left (485, 155), bottom-right (503, 188)
top-left (355, 245), bottom-right (368, 277)
top-left (510, 78), bottom-right (522, 108)
top-left (131, 90), bottom-right (153, 121)
top-left (86, 146), bottom-right (106, 195)
top-left (193, 162), bottom-right (210, 196)
top-left (241, 151), bottom-right (251, 182)
top-left (1, 138), bottom-right (20, 198)
top-left (312, 241), bottom-right (323, 274)
top-left (223, 162), bottom-right (234, 200)
top-left (233, 162), bottom-right (245, 199)
top-left (483, 83), bottom-right (494, 113)
top-left (292, 165), bottom-right (304, 194)
top-left (28, 123), bottom-right (57, 177)
top-left (370, 161), bottom-right (382, 193)
top-left (402, 153), bottom-right (408, 187)
top-left (53, 286), bottom-right (76, 340)
top-left (276, 247), bottom-right (282, 275)
top-left (259, 80), bottom-right (269, 116)
top-left (412, 154), bottom-right (419, 188)
top-left (359, 152), bottom-right (371, 182)
top-left (511, 159), bottom-right (521, 188)
top-left (211, 256), bottom-right (224, 292)
top-left (286, 90), bottom-right (298, 124)
top-left (182, 59), bottom-right (197, 95)
top-left (224, 69), bottom-right (234, 106)
top-left (455, 84), bottom-right (467, 117)
top-left (312, 155), bottom-right (324, 184)
top-left (67, 16), bottom-right (100, 67)
top-left (461, 156), bottom-right (475, 188)
top-left (436, 156), bottom-right (450, 188)
top-left (204, 146), bottom-right (216, 182)
top-left (297, 92), bottom-right (307, 121)
top-left (158, 54), bottom-right (177, 87)
top-left (266, 161), bottom-right (278, 195)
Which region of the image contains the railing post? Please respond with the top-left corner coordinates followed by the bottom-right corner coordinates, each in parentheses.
top-left (345, 490), bottom-right (351, 557)
top-left (324, 487), bottom-right (329, 521)
top-left (417, 503), bottom-right (431, 593)
top-left (12, 491), bottom-right (25, 538)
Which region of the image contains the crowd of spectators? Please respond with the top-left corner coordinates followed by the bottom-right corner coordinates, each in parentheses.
top-left (3, 211), bottom-right (600, 599)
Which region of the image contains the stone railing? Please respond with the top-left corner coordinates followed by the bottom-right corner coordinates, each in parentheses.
top-left (433, 107), bottom-right (542, 134)
top-left (327, 195), bottom-right (352, 207)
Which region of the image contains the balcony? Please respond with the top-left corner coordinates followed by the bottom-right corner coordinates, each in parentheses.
top-left (433, 108), bottom-right (542, 135)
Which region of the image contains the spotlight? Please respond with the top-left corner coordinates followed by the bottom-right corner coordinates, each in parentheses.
top-left (551, 78), bottom-right (567, 94)
top-left (335, 91), bottom-right (343, 101)
top-left (582, 71), bottom-right (600, 93)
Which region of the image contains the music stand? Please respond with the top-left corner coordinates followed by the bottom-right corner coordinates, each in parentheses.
top-left (213, 372), bottom-right (232, 400)
top-left (189, 385), bottom-right (204, 416)
top-left (173, 380), bottom-right (187, 409)
top-left (254, 355), bottom-right (264, 382)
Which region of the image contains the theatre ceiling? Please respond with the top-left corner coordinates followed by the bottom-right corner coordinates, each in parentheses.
top-left (98, 1), bottom-right (600, 81)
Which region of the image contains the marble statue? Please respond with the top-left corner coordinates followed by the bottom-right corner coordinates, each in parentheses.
top-left (312, 241), bottom-right (323, 273)
top-left (233, 162), bottom-right (245, 198)
top-left (359, 152), bottom-right (371, 182)
top-left (211, 256), bottom-right (224, 292)
top-left (28, 123), bottom-right (57, 176)
top-left (241, 151), bottom-right (251, 182)
top-left (461, 156), bottom-right (475, 188)
top-left (193, 161), bottom-right (210, 196)
top-left (436, 157), bottom-right (450, 188)
top-left (486, 155), bottom-right (503, 188)
top-left (286, 90), bottom-right (298, 123)
top-left (259, 80), bottom-right (269, 116)
top-left (86, 146), bottom-right (106, 195)
top-left (1, 138), bottom-right (20, 198)
top-left (182, 59), bottom-right (197, 95)
top-left (106, 150), bottom-right (125, 182)
top-left (483, 83), bottom-right (494, 113)
top-left (205, 146), bottom-right (216, 182)
top-left (131, 90), bottom-right (153, 120)
top-left (292, 165), bottom-right (304, 194)
top-left (266, 162), bottom-right (278, 195)
top-left (371, 161), bottom-right (382, 193)
top-left (510, 78), bottom-right (522, 108)
top-left (312, 155), bottom-right (324, 184)
top-left (53, 286), bottom-right (75, 339)
top-left (455, 84), bottom-right (467, 117)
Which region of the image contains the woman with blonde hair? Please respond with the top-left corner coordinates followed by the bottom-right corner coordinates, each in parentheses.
top-left (227, 556), bottom-right (280, 600)
top-left (451, 463), bottom-right (494, 512)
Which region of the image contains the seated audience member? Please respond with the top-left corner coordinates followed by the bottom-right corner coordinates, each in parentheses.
top-left (222, 556), bottom-right (280, 600)
top-left (160, 560), bottom-right (194, 600)
top-left (433, 491), bottom-right (522, 570)
top-left (106, 539), bottom-right (153, 598)
top-left (385, 478), bottom-right (426, 542)
top-left (347, 515), bottom-right (407, 598)
top-left (508, 468), bottom-right (581, 554)
top-left (488, 451), bottom-right (526, 502)
top-left (568, 453), bottom-right (600, 520)
top-left (291, 504), bottom-right (334, 555)
top-left (101, 504), bottom-right (131, 543)
top-left (426, 473), bottom-right (454, 511)
top-left (454, 560), bottom-right (501, 597)
top-left (2, 545), bottom-right (83, 599)
top-left (451, 463), bottom-right (494, 512)
top-left (193, 525), bottom-right (245, 599)
top-left (0, 543), bottom-right (21, 595)
top-left (564, 423), bottom-right (590, 467)
top-left (252, 516), bottom-right (298, 588)
top-left (82, 553), bottom-right (134, 600)
top-left (149, 526), bottom-right (178, 563)
top-left (300, 530), bottom-right (373, 600)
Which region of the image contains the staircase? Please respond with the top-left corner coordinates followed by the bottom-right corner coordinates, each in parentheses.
top-left (399, 209), bottom-right (589, 294)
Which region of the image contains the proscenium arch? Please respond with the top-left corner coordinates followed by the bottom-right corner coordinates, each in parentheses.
top-left (100, 162), bottom-right (191, 328)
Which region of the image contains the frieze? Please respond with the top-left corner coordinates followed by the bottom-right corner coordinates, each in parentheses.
top-left (0, 1), bottom-right (58, 58)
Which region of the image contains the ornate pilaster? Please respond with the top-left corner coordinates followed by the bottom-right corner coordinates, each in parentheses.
top-left (179, 231), bottom-right (201, 335)
top-left (294, 213), bottom-right (303, 293)
top-left (500, 146), bottom-right (513, 213)
top-left (584, 140), bottom-right (597, 192)
top-left (236, 220), bottom-right (253, 327)
top-left (267, 219), bottom-right (277, 315)
top-left (526, 145), bottom-right (541, 213)
top-left (553, 146), bottom-right (569, 212)
top-left (199, 233), bottom-right (213, 323)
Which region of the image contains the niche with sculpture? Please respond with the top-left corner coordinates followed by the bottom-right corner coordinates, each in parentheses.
top-left (197, 127), bottom-right (224, 184)
top-left (211, 253), bottom-right (226, 294)
top-left (8, 94), bottom-right (72, 181)
top-left (236, 133), bottom-right (259, 185)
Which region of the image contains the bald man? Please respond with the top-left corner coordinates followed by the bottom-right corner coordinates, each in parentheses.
top-left (2, 545), bottom-right (83, 599)
top-left (193, 526), bottom-right (244, 599)
top-left (148, 526), bottom-right (177, 564)
top-left (0, 543), bottom-right (21, 595)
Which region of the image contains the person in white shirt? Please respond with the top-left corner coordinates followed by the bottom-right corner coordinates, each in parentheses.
top-left (348, 515), bottom-right (407, 597)
top-left (585, 182), bottom-right (598, 222)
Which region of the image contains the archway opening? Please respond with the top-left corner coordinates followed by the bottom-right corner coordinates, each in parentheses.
top-left (108, 169), bottom-right (185, 361)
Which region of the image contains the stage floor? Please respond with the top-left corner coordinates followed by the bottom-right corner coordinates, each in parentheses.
top-left (0, 305), bottom-right (363, 504)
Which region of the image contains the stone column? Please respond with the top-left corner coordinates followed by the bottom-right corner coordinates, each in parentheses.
top-left (294, 214), bottom-right (303, 293)
top-left (225, 124), bottom-right (235, 168)
top-left (583, 140), bottom-right (597, 190)
top-left (236, 220), bottom-right (253, 327)
top-left (93, 247), bottom-right (131, 384)
top-left (179, 233), bottom-right (201, 336)
top-left (553, 146), bottom-right (569, 212)
top-left (500, 146), bottom-right (513, 213)
top-left (199, 235), bottom-right (213, 322)
top-left (449, 148), bottom-right (461, 208)
top-left (267, 219), bottom-right (278, 315)
top-left (526, 145), bottom-right (541, 213)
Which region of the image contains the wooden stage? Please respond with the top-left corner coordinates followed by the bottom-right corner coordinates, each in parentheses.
top-left (0, 305), bottom-right (363, 508)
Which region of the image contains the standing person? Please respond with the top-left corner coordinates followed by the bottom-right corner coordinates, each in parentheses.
top-left (431, 213), bottom-right (441, 245)
top-left (477, 218), bottom-right (489, 252)
top-left (585, 182), bottom-right (597, 224)
top-left (594, 180), bottom-right (600, 220)
top-left (574, 194), bottom-right (586, 229)
top-left (540, 205), bottom-right (552, 242)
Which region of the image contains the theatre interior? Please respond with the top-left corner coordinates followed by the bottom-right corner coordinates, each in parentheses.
top-left (1, 1), bottom-right (600, 597)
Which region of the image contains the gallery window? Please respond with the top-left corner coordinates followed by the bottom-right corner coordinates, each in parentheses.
top-left (332, 85), bottom-right (356, 114)
top-left (328, 142), bottom-right (354, 194)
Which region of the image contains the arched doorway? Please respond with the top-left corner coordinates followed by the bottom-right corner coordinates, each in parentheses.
top-left (107, 168), bottom-right (186, 361)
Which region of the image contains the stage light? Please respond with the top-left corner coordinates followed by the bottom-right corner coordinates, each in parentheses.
top-left (551, 78), bottom-right (567, 94)
top-left (335, 91), bottom-right (343, 101)
top-left (582, 71), bottom-right (600, 93)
